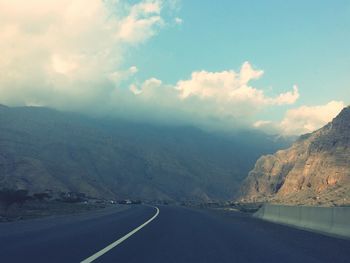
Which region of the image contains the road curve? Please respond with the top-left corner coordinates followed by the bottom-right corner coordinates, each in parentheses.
top-left (81, 206), bottom-right (159, 263)
top-left (0, 205), bottom-right (349, 263)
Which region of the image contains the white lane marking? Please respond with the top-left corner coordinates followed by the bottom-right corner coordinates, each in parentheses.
top-left (80, 206), bottom-right (159, 263)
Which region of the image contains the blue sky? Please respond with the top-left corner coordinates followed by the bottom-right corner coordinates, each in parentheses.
top-left (129, 0), bottom-right (350, 116)
top-left (0, 0), bottom-right (348, 135)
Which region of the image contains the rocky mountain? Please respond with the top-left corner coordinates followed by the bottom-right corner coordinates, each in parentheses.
top-left (0, 105), bottom-right (290, 202)
top-left (239, 106), bottom-right (350, 206)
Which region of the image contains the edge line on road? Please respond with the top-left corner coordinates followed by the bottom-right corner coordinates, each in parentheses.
top-left (80, 206), bottom-right (159, 263)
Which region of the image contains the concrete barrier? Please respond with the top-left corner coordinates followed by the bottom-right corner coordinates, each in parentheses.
top-left (254, 204), bottom-right (350, 239)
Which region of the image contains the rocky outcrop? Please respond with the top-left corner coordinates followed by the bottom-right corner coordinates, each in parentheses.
top-left (239, 106), bottom-right (350, 206)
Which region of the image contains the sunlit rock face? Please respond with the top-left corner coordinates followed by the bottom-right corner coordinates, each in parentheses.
top-left (239, 106), bottom-right (350, 206)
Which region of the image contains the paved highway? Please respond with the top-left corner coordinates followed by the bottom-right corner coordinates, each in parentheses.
top-left (0, 205), bottom-right (349, 263)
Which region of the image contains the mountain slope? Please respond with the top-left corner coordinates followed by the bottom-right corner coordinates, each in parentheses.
top-left (239, 106), bottom-right (350, 206)
top-left (0, 105), bottom-right (290, 201)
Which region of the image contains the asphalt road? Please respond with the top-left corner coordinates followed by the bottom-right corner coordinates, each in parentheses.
top-left (0, 205), bottom-right (349, 263)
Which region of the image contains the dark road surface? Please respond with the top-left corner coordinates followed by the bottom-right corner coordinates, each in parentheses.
top-left (0, 205), bottom-right (349, 263)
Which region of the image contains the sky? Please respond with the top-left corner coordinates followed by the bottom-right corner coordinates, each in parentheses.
top-left (0, 0), bottom-right (349, 135)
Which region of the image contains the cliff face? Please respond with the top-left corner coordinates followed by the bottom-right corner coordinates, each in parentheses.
top-left (239, 106), bottom-right (350, 206)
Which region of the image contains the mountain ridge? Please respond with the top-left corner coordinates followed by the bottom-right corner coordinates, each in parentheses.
top-left (0, 105), bottom-right (291, 201)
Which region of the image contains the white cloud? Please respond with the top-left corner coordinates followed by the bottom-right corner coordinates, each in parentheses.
top-left (126, 62), bottom-right (300, 130)
top-left (175, 17), bottom-right (183, 25)
top-left (130, 77), bottom-right (162, 95)
top-left (51, 54), bottom-right (79, 75)
top-left (175, 62), bottom-right (298, 108)
top-left (253, 120), bottom-right (273, 128)
top-left (0, 0), bottom-right (168, 109)
top-left (268, 85), bottom-right (299, 105)
top-left (116, 0), bottom-right (164, 43)
top-left (109, 66), bottom-right (139, 85)
top-left (279, 101), bottom-right (345, 135)
top-left (255, 100), bottom-right (346, 135)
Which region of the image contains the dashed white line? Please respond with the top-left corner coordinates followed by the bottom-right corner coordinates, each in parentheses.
top-left (80, 206), bottom-right (159, 263)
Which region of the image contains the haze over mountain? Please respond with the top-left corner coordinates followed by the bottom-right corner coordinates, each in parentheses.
top-left (239, 106), bottom-right (350, 206)
top-left (0, 105), bottom-right (291, 201)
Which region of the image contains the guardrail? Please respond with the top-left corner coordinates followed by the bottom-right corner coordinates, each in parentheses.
top-left (254, 204), bottom-right (350, 239)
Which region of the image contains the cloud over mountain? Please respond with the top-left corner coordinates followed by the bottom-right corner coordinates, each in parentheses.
top-left (128, 62), bottom-right (300, 130)
top-left (0, 0), bottom-right (167, 108)
top-left (255, 101), bottom-right (345, 135)
top-left (0, 0), bottom-right (345, 135)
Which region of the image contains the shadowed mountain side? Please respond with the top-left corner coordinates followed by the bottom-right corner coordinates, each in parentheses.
top-left (0, 105), bottom-right (291, 201)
